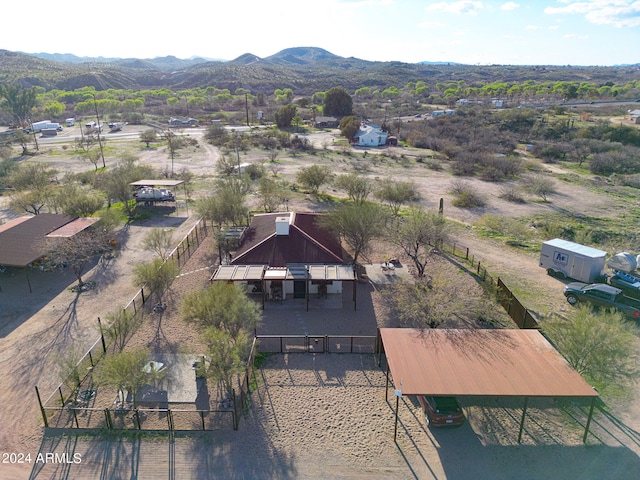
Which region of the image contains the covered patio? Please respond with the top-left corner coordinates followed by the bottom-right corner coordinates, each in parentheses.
top-left (211, 264), bottom-right (357, 311)
top-left (377, 328), bottom-right (600, 443)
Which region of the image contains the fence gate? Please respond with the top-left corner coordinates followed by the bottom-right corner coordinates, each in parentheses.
top-left (307, 336), bottom-right (326, 353)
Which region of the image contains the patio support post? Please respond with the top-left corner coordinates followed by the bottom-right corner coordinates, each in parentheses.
top-left (583, 397), bottom-right (596, 444)
top-left (518, 396), bottom-right (529, 443)
top-left (352, 266), bottom-right (357, 311)
top-left (306, 268), bottom-right (309, 312)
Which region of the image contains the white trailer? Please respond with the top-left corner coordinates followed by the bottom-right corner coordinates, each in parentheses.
top-left (539, 238), bottom-right (607, 283)
top-left (29, 120), bottom-right (52, 132)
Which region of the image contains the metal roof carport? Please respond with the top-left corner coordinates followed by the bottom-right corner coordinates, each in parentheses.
top-left (377, 328), bottom-right (599, 443)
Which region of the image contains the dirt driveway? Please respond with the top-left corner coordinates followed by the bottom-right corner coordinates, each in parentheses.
top-left (1, 129), bottom-right (639, 478)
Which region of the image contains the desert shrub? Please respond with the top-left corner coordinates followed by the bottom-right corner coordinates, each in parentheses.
top-left (450, 180), bottom-right (485, 208)
top-left (451, 151), bottom-right (477, 176)
top-left (523, 174), bottom-right (556, 201)
top-left (498, 186), bottom-right (526, 203)
top-left (244, 163), bottom-right (265, 181)
top-left (423, 158), bottom-right (443, 171)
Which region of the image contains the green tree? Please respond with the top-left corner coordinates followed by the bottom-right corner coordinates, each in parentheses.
top-left (103, 309), bottom-right (142, 353)
top-left (50, 184), bottom-right (104, 217)
top-left (319, 201), bottom-right (389, 264)
top-left (274, 104), bottom-right (297, 129)
top-left (8, 163), bottom-right (58, 215)
top-left (95, 349), bottom-right (151, 407)
top-left (0, 84), bottom-right (37, 127)
top-left (140, 129), bottom-right (158, 148)
top-left (132, 257), bottom-right (179, 304)
top-left (296, 164), bottom-right (331, 194)
top-left (540, 306), bottom-right (640, 400)
top-left (100, 157), bottom-right (155, 215)
top-left (323, 86), bottom-right (353, 117)
top-left (196, 180), bottom-right (249, 226)
top-left (339, 115), bottom-right (360, 141)
top-left (142, 228), bottom-right (174, 261)
top-left (375, 179), bottom-right (419, 215)
top-left (181, 282), bottom-right (261, 338)
top-left (43, 100), bottom-right (65, 118)
top-left (257, 176), bottom-right (287, 212)
top-left (202, 327), bottom-right (252, 400)
top-left (333, 173), bottom-right (372, 204)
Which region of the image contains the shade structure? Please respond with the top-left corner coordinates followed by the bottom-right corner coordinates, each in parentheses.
top-left (379, 328), bottom-right (597, 398)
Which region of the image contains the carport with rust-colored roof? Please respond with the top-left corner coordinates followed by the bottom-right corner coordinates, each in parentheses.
top-left (377, 328), bottom-right (599, 443)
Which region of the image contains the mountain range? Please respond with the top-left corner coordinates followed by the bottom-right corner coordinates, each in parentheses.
top-left (1, 47), bottom-right (638, 95)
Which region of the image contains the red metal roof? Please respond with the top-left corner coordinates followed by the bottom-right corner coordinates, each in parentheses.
top-left (380, 328), bottom-right (598, 398)
top-left (232, 212), bottom-right (343, 266)
top-left (46, 217), bottom-right (100, 237)
top-left (0, 214), bottom-right (75, 267)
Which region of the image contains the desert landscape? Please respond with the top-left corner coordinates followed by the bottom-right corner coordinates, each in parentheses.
top-left (0, 125), bottom-right (639, 479)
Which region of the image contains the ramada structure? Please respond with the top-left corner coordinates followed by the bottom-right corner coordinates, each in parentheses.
top-left (378, 328), bottom-right (600, 443)
top-left (0, 214), bottom-right (100, 291)
top-left (211, 212), bottom-right (357, 310)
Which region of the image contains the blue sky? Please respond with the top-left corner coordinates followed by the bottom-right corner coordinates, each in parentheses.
top-left (2, 0), bottom-right (638, 65)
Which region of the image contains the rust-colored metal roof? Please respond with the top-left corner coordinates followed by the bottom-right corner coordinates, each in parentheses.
top-left (232, 212), bottom-right (343, 266)
top-left (0, 214), bottom-right (75, 267)
top-left (380, 328), bottom-right (598, 398)
top-left (46, 217), bottom-right (100, 237)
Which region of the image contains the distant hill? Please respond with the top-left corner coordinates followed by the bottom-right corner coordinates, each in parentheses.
top-left (263, 47), bottom-right (341, 65)
top-left (2, 48), bottom-right (639, 95)
top-left (27, 52), bottom-right (212, 71)
top-left (229, 53), bottom-right (262, 66)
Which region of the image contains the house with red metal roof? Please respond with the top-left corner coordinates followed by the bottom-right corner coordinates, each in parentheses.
top-left (212, 212), bottom-right (356, 306)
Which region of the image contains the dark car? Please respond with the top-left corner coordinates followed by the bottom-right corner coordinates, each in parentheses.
top-left (417, 395), bottom-right (465, 427)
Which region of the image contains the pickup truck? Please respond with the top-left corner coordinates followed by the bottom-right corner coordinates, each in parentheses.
top-left (564, 282), bottom-right (640, 320)
top-left (608, 272), bottom-right (640, 299)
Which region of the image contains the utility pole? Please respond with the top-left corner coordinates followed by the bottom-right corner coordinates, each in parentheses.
top-left (92, 94), bottom-right (106, 168)
top-left (245, 93), bottom-right (250, 126)
top-left (28, 118), bottom-right (39, 152)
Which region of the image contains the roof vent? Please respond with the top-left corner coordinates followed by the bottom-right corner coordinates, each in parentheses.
top-left (275, 214), bottom-right (291, 236)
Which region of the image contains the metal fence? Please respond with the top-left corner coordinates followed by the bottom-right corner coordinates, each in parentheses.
top-left (496, 278), bottom-right (539, 329)
top-left (41, 406), bottom-right (236, 432)
top-left (37, 218), bottom-right (212, 429)
top-left (436, 239), bottom-right (538, 329)
top-left (255, 335), bottom-right (378, 354)
top-left (168, 219), bottom-right (209, 269)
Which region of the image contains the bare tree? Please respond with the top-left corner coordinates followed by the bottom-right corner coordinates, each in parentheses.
top-left (46, 226), bottom-right (113, 287)
top-left (388, 208), bottom-right (447, 277)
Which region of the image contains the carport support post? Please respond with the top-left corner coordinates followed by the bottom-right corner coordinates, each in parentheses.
top-left (583, 397), bottom-right (596, 444)
top-left (393, 394), bottom-right (400, 443)
top-left (518, 396), bottom-right (529, 443)
top-left (385, 362), bottom-right (390, 401)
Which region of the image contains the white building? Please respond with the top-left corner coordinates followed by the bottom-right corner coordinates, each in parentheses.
top-left (353, 124), bottom-right (388, 146)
